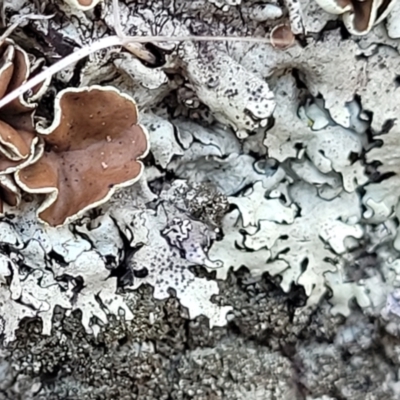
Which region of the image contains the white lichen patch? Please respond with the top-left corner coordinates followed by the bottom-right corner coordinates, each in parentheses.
top-left (12, 270), bottom-right (72, 336)
top-left (161, 203), bottom-right (222, 269)
top-left (228, 181), bottom-right (296, 227)
top-left (300, 0), bottom-right (336, 33)
top-left (114, 207), bottom-right (232, 327)
top-left (141, 113), bottom-right (184, 169)
top-left (355, 46), bottom-right (400, 227)
top-left (265, 75), bottom-right (367, 192)
top-left (180, 42), bottom-right (275, 138)
top-left (324, 271), bottom-right (371, 316)
top-left (386, 0), bottom-right (400, 38)
top-left (0, 209), bottom-right (135, 341)
top-left (290, 158), bottom-right (342, 200)
top-left (75, 213), bottom-right (124, 260)
top-left (363, 121), bottom-right (400, 221)
top-left (52, 250), bottom-right (134, 335)
top-left (283, 0), bottom-right (305, 34)
top-left (208, 209), bottom-right (288, 280)
top-left (168, 120), bottom-right (281, 195)
top-left (243, 183), bottom-right (364, 304)
top-left (0, 284), bottom-right (37, 344)
top-left (236, 30), bottom-right (365, 128)
top-left (3, 0), bottom-right (400, 350)
top-left (356, 46), bottom-right (400, 133)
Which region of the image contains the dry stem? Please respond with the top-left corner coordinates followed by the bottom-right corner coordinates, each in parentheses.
top-left (0, 0), bottom-right (293, 109)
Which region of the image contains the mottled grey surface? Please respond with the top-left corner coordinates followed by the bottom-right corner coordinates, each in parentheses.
top-left (1, 0), bottom-right (400, 399)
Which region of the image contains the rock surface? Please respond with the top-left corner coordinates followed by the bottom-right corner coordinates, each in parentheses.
top-left (0, 0), bottom-right (400, 398)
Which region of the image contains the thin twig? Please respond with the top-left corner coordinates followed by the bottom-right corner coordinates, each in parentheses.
top-left (0, 13), bottom-right (54, 45)
top-left (0, 0), bottom-right (295, 109)
top-left (111, 0), bottom-right (165, 66)
top-left (0, 35), bottom-right (122, 108)
top-left (112, 0), bottom-right (123, 37)
top-left (0, 33), bottom-right (281, 109)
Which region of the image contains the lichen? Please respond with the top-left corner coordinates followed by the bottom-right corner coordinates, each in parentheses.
top-left (1, 0), bottom-right (400, 397)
